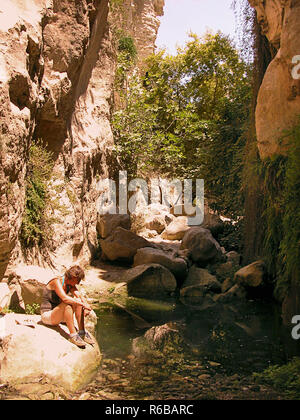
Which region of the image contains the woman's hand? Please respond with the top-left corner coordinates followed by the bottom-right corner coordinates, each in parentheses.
top-left (74, 298), bottom-right (85, 306)
top-left (83, 304), bottom-right (92, 316)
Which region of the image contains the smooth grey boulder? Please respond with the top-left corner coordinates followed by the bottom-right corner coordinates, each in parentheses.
top-left (180, 227), bottom-right (223, 267)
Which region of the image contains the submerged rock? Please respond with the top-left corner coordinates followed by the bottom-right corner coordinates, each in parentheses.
top-left (132, 323), bottom-right (186, 357)
top-left (180, 286), bottom-right (216, 309)
top-left (213, 284), bottom-right (246, 304)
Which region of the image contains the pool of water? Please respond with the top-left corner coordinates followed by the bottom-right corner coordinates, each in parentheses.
top-left (94, 297), bottom-right (288, 376)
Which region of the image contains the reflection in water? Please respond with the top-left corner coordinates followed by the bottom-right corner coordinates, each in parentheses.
top-left (94, 297), bottom-right (290, 376)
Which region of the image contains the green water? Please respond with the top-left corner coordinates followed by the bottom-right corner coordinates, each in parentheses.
top-left (94, 297), bottom-right (287, 376)
top-left (94, 297), bottom-right (184, 358)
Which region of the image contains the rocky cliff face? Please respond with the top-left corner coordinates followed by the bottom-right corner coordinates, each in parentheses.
top-left (249, 0), bottom-right (300, 158)
top-left (110, 0), bottom-right (164, 66)
top-left (0, 0), bottom-right (164, 279)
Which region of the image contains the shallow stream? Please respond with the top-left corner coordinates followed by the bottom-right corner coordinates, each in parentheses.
top-left (90, 296), bottom-right (293, 399)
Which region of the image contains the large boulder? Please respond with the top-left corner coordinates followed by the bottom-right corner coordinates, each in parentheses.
top-left (180, 227), bottom-right (223, 267)
top-left (133, 247), bottom-right (188, 282)
top-left (0, 314), bottom-right (101, 392)
top-left (131, 203), bottom-right (174, 235)
top-left (249, 0), bottom-right (300, 158)
top-left (182, 265), bottom-right (221, 293)
top-left (12, 265), bottom-right (58, 307)
top-left (99, 227), bottom-right (155, 263)
top-left (161, 216), bottom-right (190, 240)
top-left (132, 323), bottom-right (186, 358)
top-left (234, 261), bottom-right (266, 288)
top-left (145, 213), bottom-right (174, 234)
top-left (201, 212), bottom-right (224, 237)
top-left (96, 214), bottom-right (131, 239)
top-left (123, 264), bottom-right (177, 299)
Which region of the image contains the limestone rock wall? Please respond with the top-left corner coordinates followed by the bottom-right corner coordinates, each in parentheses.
top-left (110, 0), bottom-right (164, 65)
top-left (249, 0), bottom-right (300, 158)
top-left (0, 0), bottom-right (164, 278)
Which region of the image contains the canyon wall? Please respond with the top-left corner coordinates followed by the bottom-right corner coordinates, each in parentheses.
top-left (249, 0), bottom-right (300, 158)
top-left (111, 0), bottom-right (164, 64)
top-left (0, 0), bottom-right (164, 278)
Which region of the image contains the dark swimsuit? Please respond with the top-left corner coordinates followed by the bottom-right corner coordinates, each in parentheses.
top-left (40, 276), bottom-right (70, 314)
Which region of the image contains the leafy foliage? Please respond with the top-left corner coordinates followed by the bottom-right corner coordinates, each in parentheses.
top-left (253, 357), bottom-right (300, 399)
top-left (20, 140), bottom-right (54, 248)
top-left (279, 123), bottom-right (300, 289)
top-left (25, 303), bottom-right (40, 315)
top-left (249, 120), bottom-right (300, 298)
top-left (113, 31), bottom-right (137, 93)
top-left (261, 154), bottom-right (287, 280)
top-left (118, 36), bottom-right (137, 60)
top-left (112, 32), bottom-right (252, 218)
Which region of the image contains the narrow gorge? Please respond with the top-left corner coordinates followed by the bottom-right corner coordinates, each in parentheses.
top-left (0, 0), bottom-right (299, 401)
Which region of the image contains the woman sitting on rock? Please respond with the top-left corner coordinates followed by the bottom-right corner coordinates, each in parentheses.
top-left (40, 265), bottom-right (94, 348)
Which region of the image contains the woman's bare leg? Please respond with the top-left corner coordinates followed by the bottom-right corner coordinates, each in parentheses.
top-left (63, 304), bottom-right (77, 335)
top-left (49, 302), bottom-right (77, 335)
top-left (73, 303), bottom-right (85, 332)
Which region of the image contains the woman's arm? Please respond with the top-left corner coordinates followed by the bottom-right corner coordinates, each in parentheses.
top-left (51, 279), bottom-right (84, 306)
top-left (73, 289), bottom-right (92, 312)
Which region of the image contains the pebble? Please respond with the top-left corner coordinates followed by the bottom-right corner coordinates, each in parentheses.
top-left (208, 361), bottom-right (221, 367)
top-left (198, 374), bottom-right (211, 381)
top-left (78, 392), bottom-right (91, 400)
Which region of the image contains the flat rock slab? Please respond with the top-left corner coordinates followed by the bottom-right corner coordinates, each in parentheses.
top-left (0, 314), bottom-right (101, 392)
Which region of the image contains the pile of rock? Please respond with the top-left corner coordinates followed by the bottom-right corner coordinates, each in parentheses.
top-left (96, 206), bottom-right (268, 307)
top-left (0, 205), bottom-right (269, 393)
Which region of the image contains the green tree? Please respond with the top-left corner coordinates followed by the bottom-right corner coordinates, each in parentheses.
top-left (112, 32), bottom-right (252, 218)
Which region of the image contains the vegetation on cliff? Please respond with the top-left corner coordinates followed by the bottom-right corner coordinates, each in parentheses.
top-left (20, 141), bottom-right (69, 250)
top-left (261, 123), bottom-right (300, 299)
top-left (20, 141), bottom-right (55, 248)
